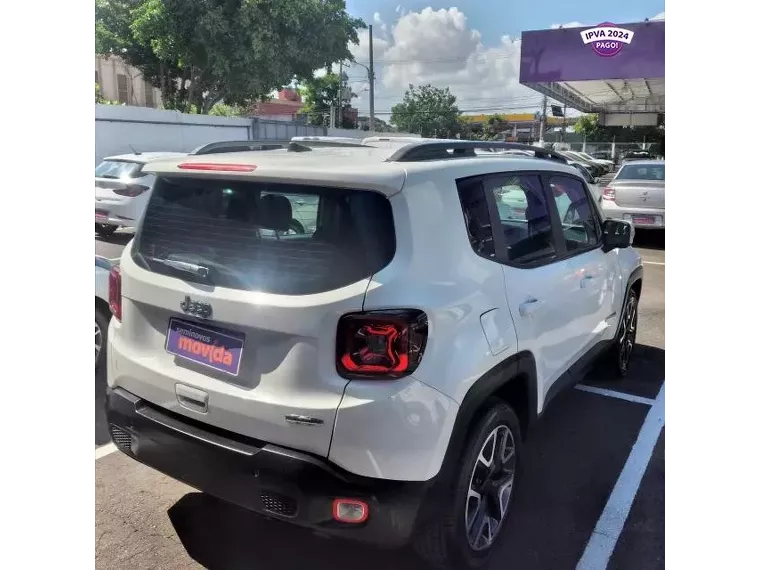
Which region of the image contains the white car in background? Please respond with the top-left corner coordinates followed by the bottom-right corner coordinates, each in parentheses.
top-left (572, 150), bottom-right (614, 171)
top-left (601, 160), bottom-right (665, 230)
top-left (95, 152), bottom-right (186, 238)
top-left (95, 256), bottom-right (115, 369)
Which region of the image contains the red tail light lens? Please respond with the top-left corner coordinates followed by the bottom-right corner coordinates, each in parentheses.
top-left (109, 266), bottom-right (122, 321)
top-left (177, 163), bottom-right (257, 172)
top-left (602, 186), bottom-right (616, 201)
top-left (113, 184), bottom-right (149, 197)
top-left (336, 310), bottom-right (428, 379)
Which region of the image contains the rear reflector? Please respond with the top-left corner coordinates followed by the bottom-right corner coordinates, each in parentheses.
top-left (109, 266), bottom-right (122, 321)
top-left (177, 163), bottom-right (257, 172)
top-left (332, 499), bottom-right (369, 524)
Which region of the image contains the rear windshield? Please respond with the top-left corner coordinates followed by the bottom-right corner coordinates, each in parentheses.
top-left (132, 177), bottom-right (396, 295)
top-left (617, 164), bottom-right (665, 181)
top-left (95, 160), bottom-right (143, 179)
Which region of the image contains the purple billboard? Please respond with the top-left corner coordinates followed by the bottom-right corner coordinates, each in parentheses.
top-left (520, 21), bottom-right (664, 83)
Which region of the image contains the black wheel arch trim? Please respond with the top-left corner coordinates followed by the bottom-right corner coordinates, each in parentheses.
top-left (434, 351), bottom-right (537, 489)
top-left (627, 264), bottom-right (644, 295)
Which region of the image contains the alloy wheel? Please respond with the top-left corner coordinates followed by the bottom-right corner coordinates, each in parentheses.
top-left (95, 320), bottom-right (102, 364)
top-left (464, 424), bottom-right (517, 551)
top-left (618, 294), bottom-right (638, 374)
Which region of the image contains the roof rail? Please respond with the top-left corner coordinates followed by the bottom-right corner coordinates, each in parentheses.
top-left (362, 135), bottom-right (423, 144)
top-left (191, 140), bottom-right (290, 155)
top-left (386, 141), bottom-right (568, 163)
top-left (288, 137), bottom-right (366, 148)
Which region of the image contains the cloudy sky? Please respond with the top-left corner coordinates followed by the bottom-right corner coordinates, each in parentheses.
top-left (336, 1), bottom-right (665, 118)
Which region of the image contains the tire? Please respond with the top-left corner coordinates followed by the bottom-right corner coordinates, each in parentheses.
top-left (413, 399), bottom-right (522, 569)
top-left (610, 288), bottom-right (639, 377)
top-left (96, 224), bottom-right (118, 238)
top-left (95, 305), bottom-right (110, 370)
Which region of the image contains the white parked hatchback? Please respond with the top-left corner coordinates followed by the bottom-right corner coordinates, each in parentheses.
top-left (106, 138), bottom-right (642, 569)
top-left (95, 152), bottom-right (186, 237)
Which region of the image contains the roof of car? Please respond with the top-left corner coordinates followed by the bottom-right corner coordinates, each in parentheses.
top-left (102, 152), bottom-right (188, 163)
top-left (620, 159), bottom-right (664, 166)
top-left (141, 139), bottom-right (582, 196)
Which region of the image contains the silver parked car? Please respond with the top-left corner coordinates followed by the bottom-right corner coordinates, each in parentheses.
top-left (600, 160), bottom-right (665, 229)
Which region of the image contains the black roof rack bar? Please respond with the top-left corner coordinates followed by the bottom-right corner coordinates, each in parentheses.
top-left (191, 138), bottom-right (369, 156)
top-left (191, 140), bottom-right (291, 155)
top-left (386, 141), bottom-right (568, 163)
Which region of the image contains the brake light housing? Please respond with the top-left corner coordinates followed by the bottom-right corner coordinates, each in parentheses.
top-left (113, 184), bottom-right (150, 197)
top-left (336, 310), bottom-right (428, 379)
top-left (602, 186), bottom-right (616, 201)
top-left (177, 162), bottom-right (257, 172)
top-left (109, 266), bottom-right (122, 321)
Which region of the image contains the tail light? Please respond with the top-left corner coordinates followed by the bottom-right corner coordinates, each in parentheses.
top-left (336, 310), bottom-right (428, 379)
top-left (602, 186), bottom-right (616, 201)
top-left (109, 266), bottom-right (122, 321)
top-left (113, 184), bottom-right (149, 197)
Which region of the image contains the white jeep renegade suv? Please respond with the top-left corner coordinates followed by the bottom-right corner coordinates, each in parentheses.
top-left (105, 138), bottom-right (642, 569)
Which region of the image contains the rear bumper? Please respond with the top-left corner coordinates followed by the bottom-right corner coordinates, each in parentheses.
top-left (105, 387), bottom-right (431, 547)
top-left (601, 203), bottom-right (665, 229)
top-left (95, 200), bottom-right (139, 228)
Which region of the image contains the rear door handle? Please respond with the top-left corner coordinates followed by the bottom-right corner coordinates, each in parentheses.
top-left (519, 298), bottom-right (542, 317)
top-left (580, 275), bottom-right (597, 289)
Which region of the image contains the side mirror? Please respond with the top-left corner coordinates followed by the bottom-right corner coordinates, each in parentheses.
top-left (602, 219), bottom-right (633, 252)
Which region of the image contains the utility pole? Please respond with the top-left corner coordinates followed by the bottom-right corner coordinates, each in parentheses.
top-left (539, 95), bottom-right (547, 144)
top-left (561, 102), bottom-right (567, 143)
top-left (369, 24), bottom-right (375, 132)
top-left (338, 61), bottom-right (343, 129)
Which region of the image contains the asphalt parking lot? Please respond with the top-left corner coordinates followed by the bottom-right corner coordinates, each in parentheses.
top-left (95, 229), bottom-right (665, 570)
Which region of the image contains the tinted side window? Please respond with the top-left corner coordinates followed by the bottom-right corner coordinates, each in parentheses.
top-left (487, 174), bottom-right (556, 265)
top-left (548, 175), bottom-right (600, 251)
top-left (457, 179), bottom-right (496, 259)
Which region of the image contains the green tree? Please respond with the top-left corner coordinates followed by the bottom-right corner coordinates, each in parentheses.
top-left (299, 71), bottom-right (356, 127)
top-left (574, 113), bottom-right (600, 139)
top-left (390, 84), bottom-right (461, 137)
top-left (95, 0), bottom-right (365, 114)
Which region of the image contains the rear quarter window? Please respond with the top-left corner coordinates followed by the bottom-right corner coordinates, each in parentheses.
top-left (95, 160), bottom-right (143, 179)
top-left (132, 177), bottom-right (396, 295)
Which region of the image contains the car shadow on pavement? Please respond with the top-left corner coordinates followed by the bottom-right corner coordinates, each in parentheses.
top-left (95, 231), bottom-right (134, 246)
top-left (582, 343), bottom-right (665, 400)
top-left (168, 493), bottom-right (419, 570)
top-left (633, 229), bottom-right (665, 250)
top-left (95, 366), bottom-right (110, 446)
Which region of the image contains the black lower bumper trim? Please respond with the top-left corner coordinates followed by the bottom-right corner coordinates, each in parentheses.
top-left (105, 387), bottom-right (431, 547)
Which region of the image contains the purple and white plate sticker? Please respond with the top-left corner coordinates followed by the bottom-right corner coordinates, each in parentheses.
top-left (165, 318), bottom-right (245, 376)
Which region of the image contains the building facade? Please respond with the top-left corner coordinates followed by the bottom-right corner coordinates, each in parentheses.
top-left (96, 55), bottom-right (161, 108)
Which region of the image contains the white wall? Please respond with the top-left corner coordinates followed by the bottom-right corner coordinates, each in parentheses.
top-left (95, 105), bottom-right (420, 164)
top-left (96, 105), bottom-right (330, 164)
top-left (327, 128), bottom-right (421, 139)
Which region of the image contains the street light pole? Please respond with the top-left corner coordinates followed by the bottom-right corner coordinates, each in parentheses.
top-left (369, 24), bottom-right (375, 132)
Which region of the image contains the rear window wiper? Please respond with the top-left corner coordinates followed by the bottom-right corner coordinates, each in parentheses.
top-left (149, 257), bottom-right (211, 279)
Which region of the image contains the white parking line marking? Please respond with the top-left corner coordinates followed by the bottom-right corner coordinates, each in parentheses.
top-left (642, 261), bottom-right (665, 266)
top-left (576, 383), bottom-right (665, 570)
top-left (574, 384), bottom-right (656, 406)
top-left (95, 443), bottom-right (117, 460)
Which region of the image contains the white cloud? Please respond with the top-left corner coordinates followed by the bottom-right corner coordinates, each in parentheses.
top-left (349, 7), bottom-right (544, 118)
top-left (550, 21), bottom-right (587, 29)
top-left (651, 12), bottom-right (665, 20)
